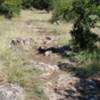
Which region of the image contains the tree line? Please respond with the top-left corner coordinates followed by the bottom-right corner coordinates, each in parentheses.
top-left (0, 0), bottom-right (51, 18)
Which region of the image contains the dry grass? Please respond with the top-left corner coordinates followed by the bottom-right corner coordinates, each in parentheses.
top-left (0, 10), bottom-right (72, 50)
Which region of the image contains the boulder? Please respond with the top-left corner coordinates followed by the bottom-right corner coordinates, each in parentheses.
top-left (0, 84), bottom-right (25, 100)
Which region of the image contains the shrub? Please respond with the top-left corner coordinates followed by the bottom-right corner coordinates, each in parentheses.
top-left (0, 0), bottom-right (22, 18)
top-left (22, 0), bottom-right (33, 9)
top-left (33, 0), bottom-right (51, 10)
top-left (22, 0), bottom-right (51, 11)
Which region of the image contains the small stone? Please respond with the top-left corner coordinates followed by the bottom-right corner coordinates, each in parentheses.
top-left (45, 51), bottom-right (52, 56)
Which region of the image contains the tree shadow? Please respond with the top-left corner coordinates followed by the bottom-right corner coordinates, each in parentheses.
top-left (74, 78), bottom-right (100, 100)
top-left (37, 45), bottom-right (71, 56)
top-left (54, 77), bottom-right (100, 100)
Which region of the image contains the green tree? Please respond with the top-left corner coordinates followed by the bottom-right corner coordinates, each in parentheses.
top-left (52, 0), bottom-right (100, 50)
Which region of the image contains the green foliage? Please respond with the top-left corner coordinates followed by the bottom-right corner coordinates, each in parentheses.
top-left (75, 50), bottom-right (100, 77)
top-left (33, 0), bottom-right (51, 10)
top-left (74, 60), bottom-right (100, 78)
top-left (62, 47), bottom-right (100, 78)
top-left (70, 0), bottom-right (100, 49)
top-left (22, 0), bottom-right (51, 11)
top-left (0, 0), bottom-right (22, 18)
top-left (65, 49), bottom-right (100, 77)
top-left (22, 0), bottom-right (33, 9)
top-left (0, 0), bottom-right (52, 17)
top-left (51, 0), bottom-right (74, 22)
top-left (52, 0), bottom-right (100, 50)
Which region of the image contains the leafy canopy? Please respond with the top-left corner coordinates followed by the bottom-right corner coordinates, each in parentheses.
top-left (52, 0), bottom-right (100, 50)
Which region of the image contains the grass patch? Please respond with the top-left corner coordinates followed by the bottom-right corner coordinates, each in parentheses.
top-left (0, 48), bottom-right (47, 100)
top-left (64, 49), bottom-right (100, 78)
top-left (73, 60), bottom-right (100, 78)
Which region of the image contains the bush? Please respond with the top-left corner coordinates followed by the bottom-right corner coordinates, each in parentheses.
top-left (0, 0), bottom-right (22, 18)
top-left (0, 0), bottom-right (52, 17)
top-left (22, 0), bottom-right (33, 9)
top-left (33, 0), bottom-right (51, 10)
top-left (22, 0), bottom-right (51, 11)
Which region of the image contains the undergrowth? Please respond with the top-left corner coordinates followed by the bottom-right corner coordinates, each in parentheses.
top-left (64, 48), bottom-right (100, 78)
